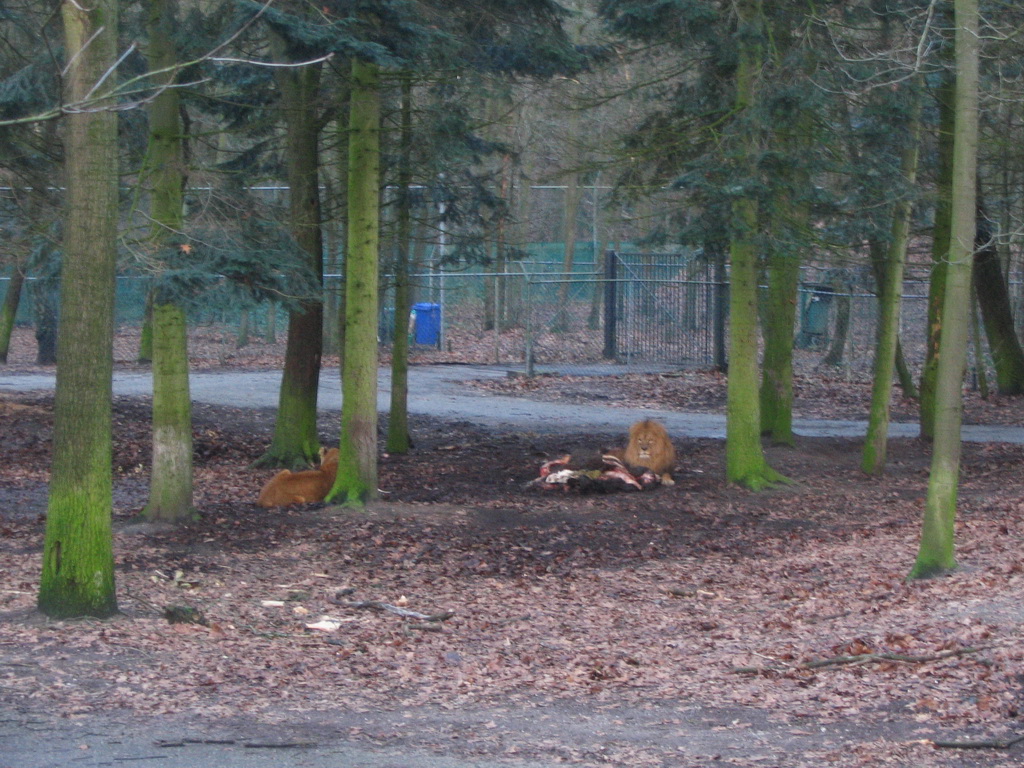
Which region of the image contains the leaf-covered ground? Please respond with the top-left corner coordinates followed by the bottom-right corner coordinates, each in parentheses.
top-left (1, 327), bottom-right (1023, 766)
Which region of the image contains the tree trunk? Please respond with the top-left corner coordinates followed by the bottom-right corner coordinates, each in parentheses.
top-left (862, 82), bottom-right (923, 475)
top-left (258, 51), bottom-right (324, 469)
top-left (894, 330), bottom-right (918, 398)
top-left (920, 60), bottom-right (956, 440)
top-left (759, 250), bottom-right (800, 445)
top-left (970, 278), bottom-right (989, 398)
top-left (329, 58), bottom-right (381, 505)
top-left (587, 181), bottom-right (608, 332)
top-left (237, 309), bottom-right (250, 348)
top-left (322, 172), bottom-right (340, 357)
top-left (0, 264), bottom-right (26, 363)
top-left (387, 75), bottom-right (414, 455)
top-left (266, 303), bottom-right (277, 343)
top-left (973, 202), bottom-right (1024, 394)
top-left (910, 0), bottom-right (978, 579)
top-left (137, 290), bottom-right (153, 363)
top-left (146, 302), bottom-right (195, 521)
top-left (821, 276), bottom-right (850, 368)
top-left (32, 279), bottom-right (58, 365)
top-left (725, 0), bottom-right (785, 490)
top-left (39, 0), bottom-right (120, 618)
top-left (758, 1), bottom-right (811, 447)
top-left (552, 170), bottom-right (583, 333)
top-left (140, 0), bottom-right (195, 523)
top-left (865, 239), bottom-right (918, 399)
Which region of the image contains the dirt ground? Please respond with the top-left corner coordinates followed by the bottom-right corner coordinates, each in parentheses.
top-left (1, 328), bottom-right (1024, 767)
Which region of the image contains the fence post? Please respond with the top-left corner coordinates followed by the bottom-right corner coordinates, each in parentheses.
top-left (603, 249), bottom-right (617, 360)
top-left (525, 270), bottom-right (535, 377)
top-left (713, 245), bottom-right (728, 371)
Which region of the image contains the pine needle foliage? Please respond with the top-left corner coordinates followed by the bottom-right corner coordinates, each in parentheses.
top-left (136, 209), bottom-right (320, 314)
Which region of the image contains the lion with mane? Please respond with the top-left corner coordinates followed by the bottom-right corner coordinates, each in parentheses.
top-left (622, 419), bottom-right (676, 486)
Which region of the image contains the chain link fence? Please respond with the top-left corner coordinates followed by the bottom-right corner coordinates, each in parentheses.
top-left (4, 255), bottom-right (1023, 382)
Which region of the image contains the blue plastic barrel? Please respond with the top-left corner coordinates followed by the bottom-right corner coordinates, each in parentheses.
top-left (412, 302), bottom-right (441, 345)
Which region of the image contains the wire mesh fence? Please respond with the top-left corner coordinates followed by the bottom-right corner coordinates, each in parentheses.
top-left (4, 253), bottom-right (1023, 383)
top-left (387, 254), bottom-right (1012, 383)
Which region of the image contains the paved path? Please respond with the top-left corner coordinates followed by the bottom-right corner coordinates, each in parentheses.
top-left (2, 364), bottom-right (1023, 443)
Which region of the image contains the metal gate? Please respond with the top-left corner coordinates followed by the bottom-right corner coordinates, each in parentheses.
top-left (600, 251), bottom-right (725, 367)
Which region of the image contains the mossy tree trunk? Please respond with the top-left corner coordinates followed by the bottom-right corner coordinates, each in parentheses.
top-left (758, 9), bottom-right (811, 447)
top-left (140, 0), bottom-right (195, 523)
top-left (387, 74), bottom-right (414, 455)
top-left (920, 60), bottom-right (956, 440)
top-left (869, 236), bottom-right (918, 399)
top-left (0, 263), bottom-right (26, 363)
top-left (38, 0), bottom-right (120, 618)
top-left (258, 49), bottom-right (324, 469)
top-left (725, 0), bottom-right (786, 490)
top-left (862, 82), bottom-right (923, 475)
top-left (759, 250), bottom-right (800, 445)
top-left (329, 58), bottom-right (381, 506)
top-left (147, 302), bottom-right (195, 520)
top-left (973, 200), bottom-right (1024, 395)
top-left (910, 0), bottom-right (978, 579)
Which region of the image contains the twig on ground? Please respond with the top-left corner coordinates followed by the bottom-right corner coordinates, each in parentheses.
top-left (933, 734), bottom-right (1024, 750)
top-left (734, 646), bottom-right (987, 674)
top-left (334, 599), bottom-right (454, 623)
top-left (244, 741), bottom-right (317, 749)
top-left (801, 646), bottom-right (986, 669)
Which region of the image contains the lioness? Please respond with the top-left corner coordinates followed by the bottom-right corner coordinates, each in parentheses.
top-left (623, 419), bottom-right (676, 486)
top-left (257, 447), bottom-right (340, 507)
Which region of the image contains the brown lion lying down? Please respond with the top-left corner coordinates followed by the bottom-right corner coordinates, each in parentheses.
top-left (257, 447), bottom-right (339, 507)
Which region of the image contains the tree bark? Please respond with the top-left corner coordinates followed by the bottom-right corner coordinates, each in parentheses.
top-left (725, 0), bottom-right (785, 490)
top-left (147, 302), bottom-right (195, 520)
top-left (329, 58), bottom-right (381, 505)
top-left (140, 0), bottom-right (196, 523)
top-left (973, 202), bottom-right (1024, 394)
top-left (32, 278), bottom-right (58, 365)
top-left (862, 82), bottom-right (923, 475)
top-left (0, 263), bottom-right (26, 363)
top-left (758, 3), bottom-right (811, 447)
top-left (39, 0), bottom-right (120, 618)
top-left (257, 49), bottom-right (324, 469)
top-left (920, 57), bottom-right (956, 440)
top-left (821, 276), bottom-right (850, 368)
top-left (910, 0), bottom-right (978, 579)
top-left (387, 74), bottom-right (414, 455)
top-left (759, 250), bottom-right (800, 445)
top-left (137, 290), bottom-right (153, 363)
top-left (551, 169), bottom-right (583, 333)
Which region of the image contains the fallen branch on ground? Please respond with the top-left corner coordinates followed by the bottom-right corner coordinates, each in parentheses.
top-left (801, 646), bottom-right (986, 669)
top-left (334, 599), bottom-right (454, 623)
top-left (156, 738), bottom-right (317, 749)
top-left (933, 734), bottom-right (1024, 750)
top-left (734, 645), bottom-right (986, 674)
